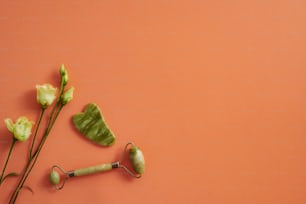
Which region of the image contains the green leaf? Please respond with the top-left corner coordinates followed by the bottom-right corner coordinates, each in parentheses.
top-left (2, 172), bottom-right (19, 182)
top-left (72, 103), bottom-right (116, 146)
top-left (22, 185), bottom-right (34, 194)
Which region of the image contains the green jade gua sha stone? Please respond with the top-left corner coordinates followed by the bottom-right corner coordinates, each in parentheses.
top-left (72, 103), bottom-right (115, 146)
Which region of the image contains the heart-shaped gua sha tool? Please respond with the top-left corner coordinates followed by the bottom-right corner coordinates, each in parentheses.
top-left (72, 103), bottom-right (115, 146)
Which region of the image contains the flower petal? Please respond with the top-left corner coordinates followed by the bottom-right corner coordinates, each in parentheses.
top-left (4, 118), bottom-right (14, 133)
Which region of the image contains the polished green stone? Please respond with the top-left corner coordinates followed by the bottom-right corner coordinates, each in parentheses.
top-left (72, 103), bottom-right (115, 146)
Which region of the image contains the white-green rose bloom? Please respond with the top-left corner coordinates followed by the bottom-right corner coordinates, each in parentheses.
top-left (61, 87), bottom-right (74, 105)
top-left (4, 117), bottom-right (34, 142)
top-left (36, 84), bottom-right (57, 108)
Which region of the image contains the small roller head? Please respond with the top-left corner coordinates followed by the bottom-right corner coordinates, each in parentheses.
top-left (129, 146), bottom-right (145, 175)
top-left (50, 170), bottom-right (60, 185)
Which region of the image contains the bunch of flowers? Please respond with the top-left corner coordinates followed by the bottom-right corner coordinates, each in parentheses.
top-left (0, 65), bottom-right (74, 204)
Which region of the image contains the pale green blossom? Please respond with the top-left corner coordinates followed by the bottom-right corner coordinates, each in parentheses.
top-left (4, 117), bottom-right (34, 142)
top-left (36, 84), bottom-right (57, 108)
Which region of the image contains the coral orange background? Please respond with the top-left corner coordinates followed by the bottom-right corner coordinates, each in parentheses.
top-left (1, 1), bottom-right (306, 203)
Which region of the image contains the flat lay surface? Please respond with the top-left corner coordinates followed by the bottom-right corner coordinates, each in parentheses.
top-left (0, 1), bottom-right (306, 203)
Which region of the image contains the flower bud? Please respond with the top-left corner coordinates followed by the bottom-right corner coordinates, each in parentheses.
top-left (62, 73), bottom-right (69, 85)
top-left (36, 84), bottom-right (57, 108)
top-left (4, 117), bottom-right (34, 142)
top-left (59, 64), bottom-right (67, 76)
top-left (60, 64), bottom-right (69, 85)
top-left (61, 87), bottom-right (74, 105)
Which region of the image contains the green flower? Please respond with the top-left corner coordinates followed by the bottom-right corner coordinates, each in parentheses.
top-left (61, 87), bottom-right (74, 105)
top-left (4, 117), bottom-right (34, 142)
top-left (36, 84), bottom-right (57, 108)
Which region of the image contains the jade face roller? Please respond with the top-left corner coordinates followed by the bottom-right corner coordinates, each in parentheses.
top-left (49, 142), bottom-right (145, 190)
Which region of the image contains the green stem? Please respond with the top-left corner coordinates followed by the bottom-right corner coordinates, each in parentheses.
top-left (0, 138), bottom-right (16, 184)
top-left (11, 103), bottom-right (58, 200)
top-left (10, 105), bottom-right (64, 204)
top-left (9, 156), bottom-right (32, 204)
top-left (33, 104), bottom-right (63, 160)
top-left (46, 80), bottom-right (64, 130)
top-left (29, 108), bottom-right (45, 159)
top-left (9, 82), bottom-right (66, 204)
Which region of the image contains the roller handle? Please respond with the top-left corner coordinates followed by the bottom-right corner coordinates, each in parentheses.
top-left (69, 162), bottom-right (119, 177)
